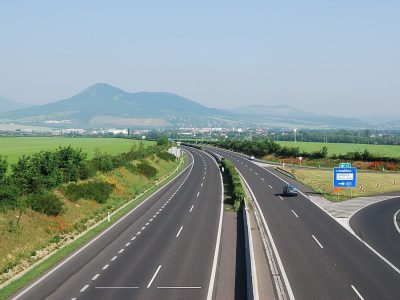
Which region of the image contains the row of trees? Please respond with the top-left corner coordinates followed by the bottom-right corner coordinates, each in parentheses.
top-left (210, 139), bottom-right (399, 163)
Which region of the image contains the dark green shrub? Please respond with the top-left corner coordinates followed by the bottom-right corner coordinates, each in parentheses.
top-left (137, 161), bottom-right (157, 178)
top-left (157, 151), bottom-right (176, 161)
top-left (28, 190), bottom-right (64, 216)
top-left (0, 180), bottom-right (20, 210)
top-left (63, 181), bottom-right (115, 204)
top-left (91, 152), bottom-right (114, 173)
top-left (124, 162), bottom-right (137, 174)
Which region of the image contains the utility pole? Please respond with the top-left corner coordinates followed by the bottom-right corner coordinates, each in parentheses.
top-left (294, 128), bottom-right (298, 143)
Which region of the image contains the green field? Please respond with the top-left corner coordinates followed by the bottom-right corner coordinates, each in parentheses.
top-left (0, 137), bottom-right (154, 165)
top-left (290, 167), bottom-right (400, 201)
top-left (277, 141), bottom-right (400, 158)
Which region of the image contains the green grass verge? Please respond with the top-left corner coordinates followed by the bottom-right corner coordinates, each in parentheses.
top-left (290, 167), bottom-right (400, 202)
top-left (0, 153), bottom-right (187, 300)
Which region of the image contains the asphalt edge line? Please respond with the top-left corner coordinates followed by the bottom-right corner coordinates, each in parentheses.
top-left (197, 149), bottom-right (224, 300)
top-left (394, 209), bottom-right (400, 235)
top-left (242, 179), bottom-right (259, 300)
top-left (9, 152), bottom-right (194, 299)
top-left (263, 167), bottom-right (400, 275)
top-left (237, 168), bottom-right (294, 300)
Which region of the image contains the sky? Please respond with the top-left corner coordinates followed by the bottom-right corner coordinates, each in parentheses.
top-left (0, 0), bottom-right (399, 117)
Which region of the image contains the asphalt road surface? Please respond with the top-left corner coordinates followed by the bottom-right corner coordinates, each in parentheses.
top-left (11, 147), bottom-right (223, 300)
top-left (209, 147), bottom-right (400, 300)
top-left (350, 197), bottom-right (400, 272)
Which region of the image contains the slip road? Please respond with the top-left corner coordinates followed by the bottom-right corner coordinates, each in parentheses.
top-left (12, 147), bottom-right (223, 300)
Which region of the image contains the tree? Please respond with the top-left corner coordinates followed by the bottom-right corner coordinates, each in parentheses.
top-left (0, 156), bottom-right (7, 182)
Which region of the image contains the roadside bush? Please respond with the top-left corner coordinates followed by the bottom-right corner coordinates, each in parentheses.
top-left (0, 180), bottom-right (20, 210)
top-left (91, 151), bottom-right (115, 173)
top-left (157, 151), bottom-right (176, 161)
top-left (63, 181), bottom-right (115, 204)
top-left (0, 155), bottom-right (7, 182)
top-left (137, 161), bottom-right (157, 178)
top-left (28, 190), bottom-right (64, 216)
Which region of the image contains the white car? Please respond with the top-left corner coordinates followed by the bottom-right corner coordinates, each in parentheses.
top-left (249, 155), bottom-right (255, 160)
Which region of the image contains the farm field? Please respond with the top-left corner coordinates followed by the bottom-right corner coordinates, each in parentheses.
top-left (277, 141), bottom-right (400, 157)
top-left (0, 137), bottom-right (154, 165)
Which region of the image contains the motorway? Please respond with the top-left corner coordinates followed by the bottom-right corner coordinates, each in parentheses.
top-left (209, 147), bottom-right (400, 300)
top-left (11, 147), bottom-right (223, 300)
top-left (350, 197), bottom-right (400, 272)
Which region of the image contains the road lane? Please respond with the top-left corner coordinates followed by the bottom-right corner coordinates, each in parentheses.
top-left (12, 148), bottom-right (223, 300)
top-left (350, 197), bottom-right (400, 271)
top-left (210, 147), bottom-right (400, 300)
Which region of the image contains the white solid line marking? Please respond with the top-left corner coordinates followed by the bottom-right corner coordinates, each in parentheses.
top-left (279, 196), bottom-right (283, 201)
top-left (80, 285), bottom-right (90, 292)
top-left (92, 274), bottom-right (100, 281)
top-left (176, 226), bottom-right (183, 237)
top-left (394, 209), bottom-right (400, 234)
top-left (351, 285), bottom-right (365, 300)
top-left (157, 286), bottom-right (202, 289)
top-left (312, 235), bottom-right (324, 248)
top-left (118, 249), bottom-right (124, 254)
top-left (268, 185), bottom-right (273, 189)
top-left (95, 286), bottom-right (139, 289)
top-left (125, 242), bottom-right (131, 247)
top-left (131, 237), bottom-right (136, 241)
top-left (291, 210), bottom-right (299, 218)
top-left (111, 256), bottom-right (118, 261)
top-left (190, 204), bottom-right (194, 212)
top-left (10, 149), bottom-right (194, 300)
top-left (102, 264), bottom-right (109, 270)
top-left (236, 168), bottom-right (295, 300)
top-left (147, 265), bottom-right (162, 288)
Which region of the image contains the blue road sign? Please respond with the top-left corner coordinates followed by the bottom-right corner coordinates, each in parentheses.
top-left (333, 167), bottom-right (357, 188)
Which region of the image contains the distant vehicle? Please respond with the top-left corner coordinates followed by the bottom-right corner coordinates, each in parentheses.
top-left (248, 155), bottom-right (255, 160)
top-left (283, 184), bottom-right (298, 196)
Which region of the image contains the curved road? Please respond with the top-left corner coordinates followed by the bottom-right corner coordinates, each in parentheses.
top-left (350, 197), bottom-right (400, 271)
top-left (11, 147), bottom-right (223, 300)
top-left (209, 147), bottom-right (400, 300)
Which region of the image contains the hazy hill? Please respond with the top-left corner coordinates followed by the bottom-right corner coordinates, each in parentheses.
top-left (0, 83), bottom-right (227, 128)
top-left (0, 84), bottom-right (374, 129)
top-left (0, 96), bottom-right (29, 113)
top-left (231, 104), bottom-right (367, 128)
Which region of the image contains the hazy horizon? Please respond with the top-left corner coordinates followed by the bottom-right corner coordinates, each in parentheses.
top-left (1, 1), bottom-right (399, 118)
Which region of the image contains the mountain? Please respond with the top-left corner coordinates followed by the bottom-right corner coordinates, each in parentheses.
top-left (0, 96), bottom-right (30, 113)
top-left (230, 104), bottom-right (367, 128)
top-left (0, 84), bottom-right (371, 129)
top-left (0, 83), bottom-right (229, 128)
